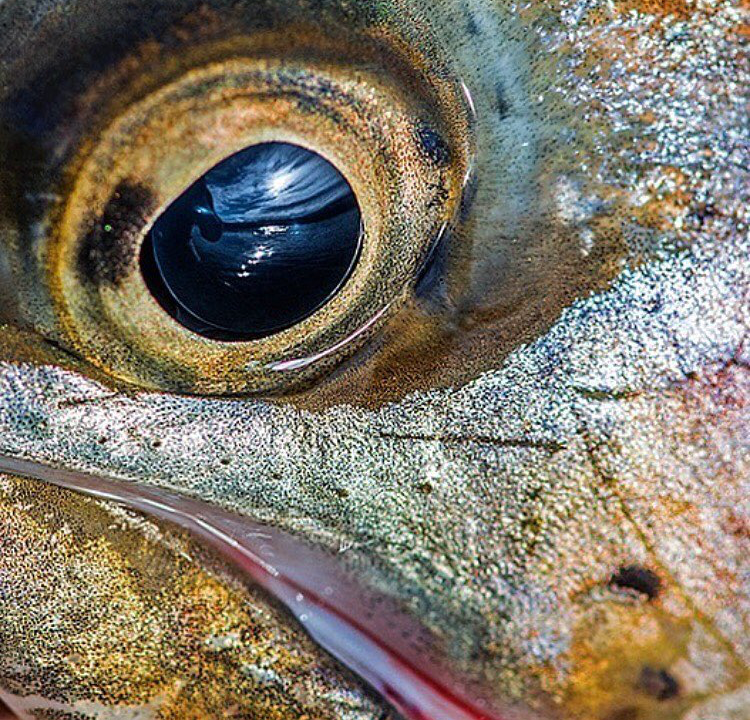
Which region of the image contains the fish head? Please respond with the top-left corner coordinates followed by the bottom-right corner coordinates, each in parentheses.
top-left (0, 1), bottom-right (748, 718)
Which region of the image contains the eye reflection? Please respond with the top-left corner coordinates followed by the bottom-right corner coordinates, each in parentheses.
top-left (141, 142), bottom-right (362, 341)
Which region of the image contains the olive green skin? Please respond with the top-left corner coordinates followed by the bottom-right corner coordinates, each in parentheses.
top-left (0, 0), bottom-right (748, 718)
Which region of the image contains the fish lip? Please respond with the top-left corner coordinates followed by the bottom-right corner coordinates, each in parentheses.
top-left (0, 453), bottom-right (537, 720)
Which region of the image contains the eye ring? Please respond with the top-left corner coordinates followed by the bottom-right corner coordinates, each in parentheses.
top-left (48, 44), bottom-right (473, 394)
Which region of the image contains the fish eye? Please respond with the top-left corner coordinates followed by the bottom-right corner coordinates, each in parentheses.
top-left (14, 28), bottom-right (475, 395)
top-left (140, 141), bottom-right (362, 341)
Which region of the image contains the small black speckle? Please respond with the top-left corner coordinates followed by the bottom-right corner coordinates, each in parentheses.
top-left (26, 412), bottom-right (48, 432)
top-left (335, 487), bottom-right (350, 499)
top-left (32, 708), bottom-right (90, 720)
top-left (97, 436), bottom-right (107, 445)
top-left (610, 565), bottom-right (662, 600)
top-left (220, 457), bottom-right (231, 466)
top-left (496, 83), bottom-right (510, 120)
top-left (638, 666), bottom-right (680, 701)
top-left (416, 123), bottom-right (451, 166)
top-left (151, 439), bottom-right (162, 449)
top-left (646, 294), bottom-right (664, 314)
top-left (691, 202), bottom-right (717, 227)
top-left (417, 481), bottom-right (433, 495)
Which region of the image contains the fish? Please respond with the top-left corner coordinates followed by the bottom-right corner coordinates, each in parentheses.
top-left (0, 0), bottom-right (748, 718)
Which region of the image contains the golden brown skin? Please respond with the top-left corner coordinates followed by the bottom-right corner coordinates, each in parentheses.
top-left (0, 0), bottom-right (748, 718)
top-left (0, 474), bottom-right (397, 720)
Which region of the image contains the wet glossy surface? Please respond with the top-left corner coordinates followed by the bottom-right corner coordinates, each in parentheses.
top-left (142, 142), bottom-right (361, 340)
top-left (0, 455), bottom-right (524, 720)
top-left (0, 0), bottom-right (748, 718)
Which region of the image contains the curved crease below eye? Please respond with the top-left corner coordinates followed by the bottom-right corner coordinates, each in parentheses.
top-left (0, 455), bottom-right (527, 720)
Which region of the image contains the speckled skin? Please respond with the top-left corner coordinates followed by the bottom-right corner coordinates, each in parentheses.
top-left (0, 0), bottom-right (748, 719)
top-left (0, 474), bottom-right (393, 720)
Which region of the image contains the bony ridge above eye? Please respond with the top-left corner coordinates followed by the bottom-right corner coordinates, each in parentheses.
top-left (42, 33), bottom-right (474, 395)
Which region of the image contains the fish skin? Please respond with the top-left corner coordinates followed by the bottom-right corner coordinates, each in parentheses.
top-left (0, 472), bottom-right (397, 720)
top-left (0, 0), bottom-right (749, 718)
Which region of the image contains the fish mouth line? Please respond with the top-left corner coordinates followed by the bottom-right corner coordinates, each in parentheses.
top-left (0, 453), bottom-right (534, 720)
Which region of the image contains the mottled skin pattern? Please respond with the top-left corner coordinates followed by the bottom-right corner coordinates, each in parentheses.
top-left (0, 0), bottom-right (748, 719)
top-left (0, 475), bottom-right (393, 720)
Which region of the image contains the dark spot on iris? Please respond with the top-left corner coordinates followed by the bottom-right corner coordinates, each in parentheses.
top-left (79, 181), bottom-right (155, 287)
top-left (610, 565), bottom-right (662, 600)
top-left (495, 83), bottom-right (510, 120)
top-left (637, 666), bottom-right (680, 701)
top-left (140, 142), bottom-right (362, 341)
top-left (416, 123), bottom-right (451, 166)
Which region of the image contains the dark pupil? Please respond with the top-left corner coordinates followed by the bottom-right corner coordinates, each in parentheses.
top-left (140, 142), bottom-right (362, 341)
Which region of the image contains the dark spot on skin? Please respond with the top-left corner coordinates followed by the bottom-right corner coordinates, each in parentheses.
top-left (610, 565), bottom-right (662, 600)
top-left (646, 293), bottom-right (664, 314)
top-left (606, 709), bottom-right (639, 720)
top-left (496, 83), bottom-right (510, 120)
top-left (25, 411), bottom-right (48, 433)
top-left (416, 123), bottom-right (451, 167)
top-left (689, 202), bottom-right (718, 229)
top-left (466, 14), bottom-right (480, 35)
top-left (78, 181), bottom-right (156, 287)
top-left (724, 511), bottom-right (750, 539)
top-left (637, 666), bottom-right (681, 701)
